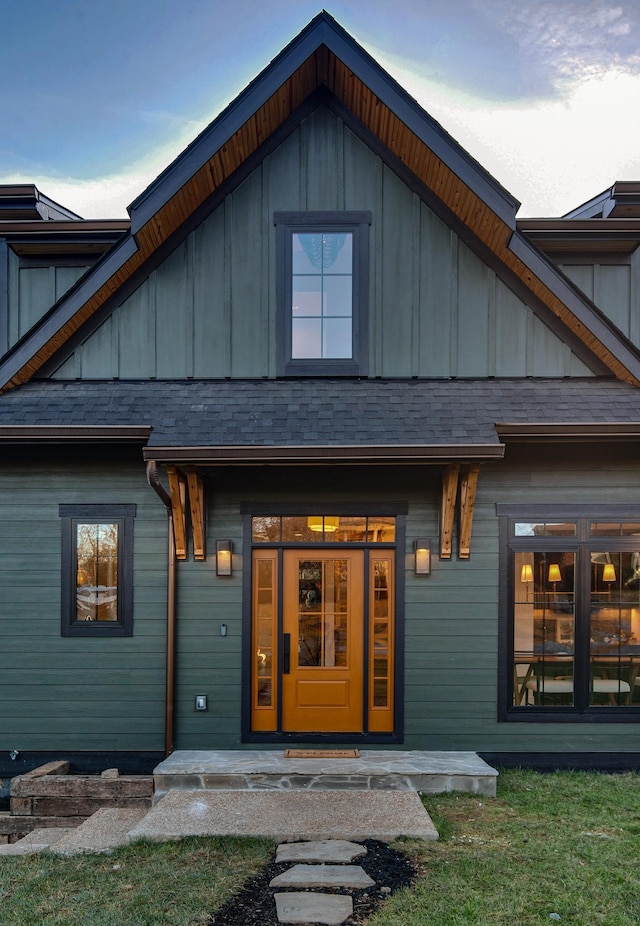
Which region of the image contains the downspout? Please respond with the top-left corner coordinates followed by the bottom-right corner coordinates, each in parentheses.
top-left (146, 461), bottom-right (176, 756)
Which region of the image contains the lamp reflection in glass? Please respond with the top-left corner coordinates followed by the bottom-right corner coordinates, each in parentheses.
top-left (520, 563), bottom-right (533, 601)
top-left (216, 540), bottom-right (233, 576)
top-left (307, 516), bottom-right (339, 533)
top-left (602, 563), bottom-right (616, 583)
top-left (548, 564), bottom-right (562, 584)
top-left (414, 539), bottom-right (431, 575)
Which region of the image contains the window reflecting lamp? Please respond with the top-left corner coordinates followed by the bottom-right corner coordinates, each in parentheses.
top-left (602, 563), bottom-right (616, 583)
top-left (414, 539), bottom-right (431, 575)
top-left (548, 564), bottom-right (562, 584)
top-left (307, 516), bottom-right (339, 533)
top-left (520, 564), bottom-right (534, 584)
top-left (216, 540), bottom-right (233, 576)
top-left (520, 563), bottom-right (533, 601)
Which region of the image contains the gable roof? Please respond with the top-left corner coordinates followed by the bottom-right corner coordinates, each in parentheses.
top-left (1, 11), bottom-right (640, 390)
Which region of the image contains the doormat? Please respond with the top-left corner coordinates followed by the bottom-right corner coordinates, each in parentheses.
top-left (284, 748), bottom-right (360, 759)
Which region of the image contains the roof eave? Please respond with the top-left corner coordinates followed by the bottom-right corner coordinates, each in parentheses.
top-left (142, 443), bottom-right (506, 465)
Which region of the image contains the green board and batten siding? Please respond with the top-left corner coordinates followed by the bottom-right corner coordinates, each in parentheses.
top-left (51, 106), bottom-right (594, 382)
top-left (5, 249), bottom-right (90, 349)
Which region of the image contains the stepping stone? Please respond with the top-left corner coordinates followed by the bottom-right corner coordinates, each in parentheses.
top-left (270, 863), bottom-right (374, 889)
top-left (276, 839), bottom-right (367, 864)
top-left (274, 891), bottom-right (353, 925)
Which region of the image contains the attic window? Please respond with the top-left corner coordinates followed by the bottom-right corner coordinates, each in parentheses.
top-left (275, 212), bottom-right (370, 376)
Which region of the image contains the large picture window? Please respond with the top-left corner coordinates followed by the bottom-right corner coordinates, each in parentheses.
top-left (59, 504), bottom-right (135, 637)
top-left (275, 212), bottom-right (370, 376)
top-left (500, 508), bottom-right (640, 719)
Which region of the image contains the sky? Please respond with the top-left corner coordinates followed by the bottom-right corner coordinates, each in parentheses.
top-left (2, 0), bottom-right (640, 219)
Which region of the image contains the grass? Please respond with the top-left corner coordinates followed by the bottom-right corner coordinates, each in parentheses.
top-left (0, 835), bottom-right (272, 926)
top-left (369, 768), bottom-right (640, 925)
top-left (1, 770), bottom-right (639, 925)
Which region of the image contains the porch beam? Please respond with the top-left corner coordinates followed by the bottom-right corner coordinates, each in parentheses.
top-left (185, 466), bottom-right (206, 560)
top-left (440, 464), bottom-right (460, 559)
top-left (166, 466), bottom-right (188, 560)
top-left (458, 463), bottom-right (480, 559)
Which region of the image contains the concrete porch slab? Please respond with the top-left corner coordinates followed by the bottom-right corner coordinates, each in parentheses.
top-left (153, 750), bottom-right (498, 798)
top-left (127, 788), bottom-right (439, 843)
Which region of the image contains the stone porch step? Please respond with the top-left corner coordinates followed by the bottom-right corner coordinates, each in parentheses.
top-left (153, 749), bottom-right (498, 800)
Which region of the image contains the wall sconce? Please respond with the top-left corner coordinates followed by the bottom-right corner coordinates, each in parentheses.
top-left (414, 539), bottom-right (431, 575)
top-left (602, 563), bottom-right (616, 583)
top-left (216, 540), bottom-right (233, 576)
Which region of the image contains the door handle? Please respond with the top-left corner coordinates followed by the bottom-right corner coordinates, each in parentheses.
top-left (283, 633), bottom-right (291, 674)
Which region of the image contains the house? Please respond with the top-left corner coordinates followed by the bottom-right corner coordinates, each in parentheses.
top-left (2, 13), bottom-right (640, 777)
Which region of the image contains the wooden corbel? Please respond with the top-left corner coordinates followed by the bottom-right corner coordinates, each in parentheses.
top-left (166, 466), bottom-right (188, 560)
top-left (185, 466), bottom-right (206, 561)
top-left (458, 463), bottom-right (480, 559)
top-left (440, 464), bottom-right (460, 559)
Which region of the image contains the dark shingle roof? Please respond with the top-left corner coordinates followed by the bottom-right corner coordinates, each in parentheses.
top-left (1, 378), bottom-right (639, 448)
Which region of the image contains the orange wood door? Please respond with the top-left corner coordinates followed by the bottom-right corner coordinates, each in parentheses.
top-left (282, 550), bottom-right (364, 733)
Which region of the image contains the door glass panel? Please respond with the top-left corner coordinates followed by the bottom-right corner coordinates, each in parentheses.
top-left (297, 559), bottom-right (348, 667)
top-left (255, 558), bottom-right (275, 707)
top-left (590, 552), bottom-right (640, 706)
top-left (513, 551), bottom-right (575, 706)
top-left (372, 559), bottom-right (390, 707)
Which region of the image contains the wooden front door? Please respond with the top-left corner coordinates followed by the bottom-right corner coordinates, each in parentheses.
top-left (282, 550), bottom-right (364, 732)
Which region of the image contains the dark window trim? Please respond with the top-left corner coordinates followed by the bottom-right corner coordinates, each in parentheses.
top-left (59, 503), bottom-right (135, 638)
top-left (498, 505), bottom-right (640, 722)
top-left (241, 502), bottom-right (405, 744)
top-left (275, 211), bottom-right (371, 377)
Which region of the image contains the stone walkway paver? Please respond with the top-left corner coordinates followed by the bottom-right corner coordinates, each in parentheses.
top-left (270, 862), bottom-right (375, 889)
top-left (276, 839), bottom-right (366, 864)
top-left (274, 891), bottom-right (353, 925)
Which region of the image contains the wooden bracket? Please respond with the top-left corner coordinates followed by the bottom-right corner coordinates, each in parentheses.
top-left (458, 463), bottom-right (480, 559)
top-left (185, 467), bottom-right (206, 561)
top-left (166, 466), bottom-right (188, 560)
top-left (440, 464), bottom-right (460, 559)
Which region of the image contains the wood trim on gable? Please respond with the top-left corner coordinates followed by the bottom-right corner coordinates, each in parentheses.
top-left (2, 22), bottom-right (640, 390)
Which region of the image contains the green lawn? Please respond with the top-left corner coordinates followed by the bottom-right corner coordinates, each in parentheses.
top-left (370, 768), bottom-right (640, 925)
top-left (1, 769), bottom-right (639, 925)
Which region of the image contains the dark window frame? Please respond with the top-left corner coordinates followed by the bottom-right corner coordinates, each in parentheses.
top-left (59, 503), bottom-right (135, 637)
top-left (498, 504), bottom-right (640, 722)
top-left (275, 211), bottom-right (371, 376)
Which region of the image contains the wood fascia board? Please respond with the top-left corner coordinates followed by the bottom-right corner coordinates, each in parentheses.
top-left (185, 466), bottom-right (206, 560)
top-left (0, 234), bottom-right (139, 392)
top-left (440, 464), bottom-right (460, 560)
top-left (166, 466), bottom-right (188, 560)
top-left (458, 463), bottom-right (480, 559)
top-left (128, 18), bottom-right (337, 234)
top-left (143, 444), bottom-right (506, 464)
top-left (496, 422), bottom-right (640, 441)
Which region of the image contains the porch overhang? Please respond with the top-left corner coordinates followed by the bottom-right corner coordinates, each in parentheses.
top-left (142, 443), bottom-right (505, 465)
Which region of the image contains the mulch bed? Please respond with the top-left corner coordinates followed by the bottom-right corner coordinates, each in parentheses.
top-left (209, 838), bottom-right (417, 925)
